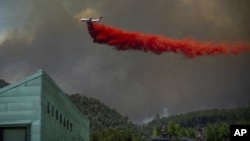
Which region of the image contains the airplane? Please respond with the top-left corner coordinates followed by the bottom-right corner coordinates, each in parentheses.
top-left (80, 17), bottom-right (103, 22)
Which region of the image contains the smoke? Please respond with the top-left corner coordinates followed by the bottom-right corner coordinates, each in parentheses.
top-left (1, 0), bottom-right (250, 123)
top-left (86, 22), bottom-right (250, 58)
top-left (73, 8), bottom-right (100, 20)
top-left (142, 107), bottom-right (169, 124)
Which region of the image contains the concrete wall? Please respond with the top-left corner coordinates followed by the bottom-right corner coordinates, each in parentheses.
top-left (0, 75), bottom-right (42, 141)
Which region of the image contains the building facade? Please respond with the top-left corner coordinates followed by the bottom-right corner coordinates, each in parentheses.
top-left (0, 70), bottom-right (89, 141)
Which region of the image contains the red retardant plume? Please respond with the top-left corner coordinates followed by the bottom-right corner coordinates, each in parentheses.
top-left (87, 23), bottom-right (250, 58)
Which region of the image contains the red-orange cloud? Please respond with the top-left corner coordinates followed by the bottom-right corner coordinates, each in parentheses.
top-left (86, 23), bottom-right (250, 58)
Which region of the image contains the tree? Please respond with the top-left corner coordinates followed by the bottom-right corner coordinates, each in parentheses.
top-left (206, 123), bottom-right (229, 141)
top-left (152, 127), bottom-right (158, 136)
top-left (0, 79), bottom-right (9, 88)
top-left (184, 128), bottom-right (195, 138)
top-left (206, 124), bottom-right (216, 141)
top-left (167, 121), bottom-right (181, 140)
top-left (218, 123), bottom-right (229, 140)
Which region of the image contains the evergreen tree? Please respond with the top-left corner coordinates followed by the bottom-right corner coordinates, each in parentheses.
top-left (152, 127), bottom-right (158, 136)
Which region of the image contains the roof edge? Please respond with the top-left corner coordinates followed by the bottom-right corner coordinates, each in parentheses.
top-left (0, 69), bottom-right (44, 94)
top-left (0, 69), bottom-right (89, 121)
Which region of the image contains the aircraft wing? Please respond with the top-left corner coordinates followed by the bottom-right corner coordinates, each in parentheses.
top-left (80, 17), bottom-right (102, 22)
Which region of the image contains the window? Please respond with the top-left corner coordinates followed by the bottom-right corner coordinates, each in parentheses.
top-left (70, 123), bottom-right (72, 132)
top-left (47, 103), bottom-right (50, 113)
top-left (67, 120), bottom-right (69, 130)
top-left (52, 106), bottom-right (54, 117)
top-left (56, 110), bottom-right (58, 120)
top-left (0, 127), bottom-right (28, 141)
top-left (45, 103), bottom-right (72, 132)
top-left (60, 113), bottom-right (62, 124)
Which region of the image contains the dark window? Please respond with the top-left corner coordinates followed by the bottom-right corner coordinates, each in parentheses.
top-left (60, 114), bottom-right (62, 124)
top-left (56, 110), bottom-right (58, 120)
top-left (0, 127), bottom-right (28, 141)
top-left (52, 106), bottom-right (54, 117)
top-left (47, 103), bottom-right (50, 113)
top-left (70, 123), bottom-right (72, 132)
top-left (67, 120), bottom-right (69, 130)
top-left (0, 128), bottom-right (2, 140)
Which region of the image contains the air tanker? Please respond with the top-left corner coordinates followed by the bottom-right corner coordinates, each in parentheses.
top-left (80, 17), bottom-right (103, 22)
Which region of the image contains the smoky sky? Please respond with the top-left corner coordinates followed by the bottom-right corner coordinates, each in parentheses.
top-left (1, 0), bottom-right (250, 123)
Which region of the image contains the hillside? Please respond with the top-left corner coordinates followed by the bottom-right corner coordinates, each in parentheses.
top-left (68, 94), bottom-right (142, 141)
top-left (143, 105), bottom-right (250, 136)
top-left (146, 106), bottom-right (250, 127)
top-left (0, 79), bottom-right (9, 89)
top-left (69, 93), bottom-right (137, 131)
top-left (68, 93), bottom-right (250, 141)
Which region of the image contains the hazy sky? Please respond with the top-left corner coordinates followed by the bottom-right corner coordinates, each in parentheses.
top-left (1, 0), bottom-right (250, 123)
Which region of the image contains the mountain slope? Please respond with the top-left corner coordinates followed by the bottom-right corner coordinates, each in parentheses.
top-left (143, 106), bottom-right (250, 135)
top-left (0, 79), bottom-right (9, 89)
top-left (147, 106), bottom-right (250, 127)
top-left (68, 93), bottom-right (137, 131)
top-left (68, 93), bottom-right (249, 141)
top-left (69, 94), bottom-right (142, 141)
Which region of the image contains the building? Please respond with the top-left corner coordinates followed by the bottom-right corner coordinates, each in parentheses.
top-left (0, 70), bottom-right (89, 141)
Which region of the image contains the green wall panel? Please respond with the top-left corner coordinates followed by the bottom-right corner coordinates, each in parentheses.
top-left (41, 73), bottom-right (89, 141)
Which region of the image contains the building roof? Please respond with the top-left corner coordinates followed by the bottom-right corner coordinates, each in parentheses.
top-left (0, 69), bottom-right (44, 94)
top-left (0, 69), bottom-right (89, 121)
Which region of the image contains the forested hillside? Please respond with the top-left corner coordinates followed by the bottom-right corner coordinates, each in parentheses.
top-left (0, 79), bottom-right (9, 89)
top-left (142, 105), bottom-right (250, 140)
top-left (69, 93), bottom-right (250, 141)
top-left (145, 106), bottom-right (250, 129)
top-left (69, 94), bottom-right (137, 130)
top-left (69, 94), bottom-right (142, 141)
